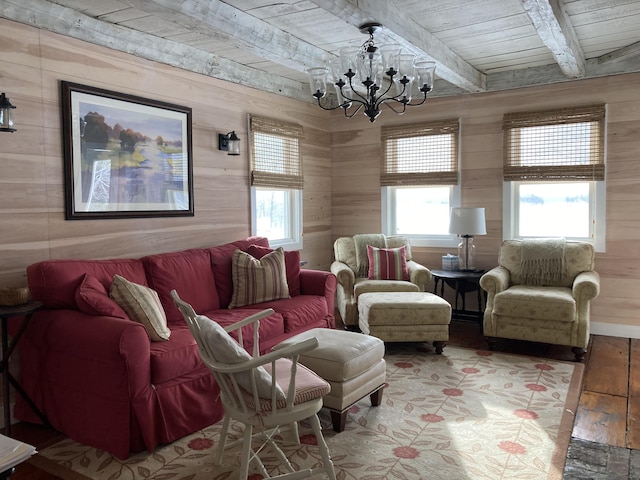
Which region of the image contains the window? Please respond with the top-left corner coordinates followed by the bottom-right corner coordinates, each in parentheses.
top-left (381, 119), bottom-right (460, 247)
top-left (249, 115), bottom-right (304, 249)
top-left (502, 105), bottom-right (606, 251)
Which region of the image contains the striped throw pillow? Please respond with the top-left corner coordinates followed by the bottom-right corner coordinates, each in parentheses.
top-left (367, 245), bottom-right (409, 281)
top-left (109, 274), bottom-right (171, 341)
top-left (229, 247), bottom-right (290, 308)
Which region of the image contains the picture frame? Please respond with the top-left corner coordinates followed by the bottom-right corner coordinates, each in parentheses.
top-left (61, 81), bottom-right (194, 219)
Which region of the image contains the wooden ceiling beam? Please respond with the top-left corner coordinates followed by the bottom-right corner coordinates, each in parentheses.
top-left (598, 40), bottom-right (640, 65)
top-left (125, 0), bottom-right (328, 74)
top-left (520, 0), bottom-right (585, 78)
top-left (0, 0), bottom-right (311, 102)
top-left (308, 0), bottom-right (486, 93)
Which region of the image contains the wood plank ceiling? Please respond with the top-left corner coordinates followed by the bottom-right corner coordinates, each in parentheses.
top-left (2, 0), bottom-right (640, 104)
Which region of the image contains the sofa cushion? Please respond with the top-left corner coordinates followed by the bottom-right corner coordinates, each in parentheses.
top-left (229, 248), bottom-right (290, 308)
top-left (110, 275), bottom-right (171, 342)
top-left (208, 237), bottom-right (270, 308)
top-left (201, 308), bottom-right (286, 354)
top-left (149, 326), bottom-right (203, 384)
top-left (367, 245), bottom-right (409, 281)
top-left (249, 295), bottom-right (329, 333)
top-left (245, 244), bottom-right (301, 296)
top-left (143, 249), bottom-right (219, 325)
top-left (27, 258), bottom-right (147, 309)
top-left (194, 314), bottom-right (285, 400)
top-left (493, 285), bottom-right (576, 321)
top-left (75, 273), bottom-right (127, 318)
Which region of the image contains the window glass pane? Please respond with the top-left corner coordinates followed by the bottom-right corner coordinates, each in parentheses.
top-left (518, 182), bottom-right (590, 237)
top-left (393, 186), bottom-right (451, 235)
top-left (255, 188), bottom-right (288, 239)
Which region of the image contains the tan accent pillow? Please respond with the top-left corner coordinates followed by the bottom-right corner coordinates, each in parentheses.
top-left (109, 274), bottom-right (171, 342)
top-left (194, 315), bottom-right (285, 400)
top-left (229, 247), bottom-right (290, 308)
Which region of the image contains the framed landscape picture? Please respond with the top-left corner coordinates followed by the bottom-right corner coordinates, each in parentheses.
top-left (61, 81), bottom-right (194, 219)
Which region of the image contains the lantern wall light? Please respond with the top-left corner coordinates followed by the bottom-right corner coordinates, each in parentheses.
top-left (218, 131), bottom-right (240, 156)
top-left (0, 93), bottom-right (16, 133)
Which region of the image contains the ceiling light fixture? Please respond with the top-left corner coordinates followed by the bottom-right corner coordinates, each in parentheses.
top-left (307, 23), bottom-right (436, 123)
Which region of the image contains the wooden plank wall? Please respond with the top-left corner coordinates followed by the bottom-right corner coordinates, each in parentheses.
top-left (0, 18), bottom-right (334, 289)
top-left (330, 73), bottom-right (640, 333)
top-left (2, 18), bottom-right (640, 335)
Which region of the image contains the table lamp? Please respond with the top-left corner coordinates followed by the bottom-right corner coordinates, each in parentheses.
top-left (449, 207), bottom-right (486, 271)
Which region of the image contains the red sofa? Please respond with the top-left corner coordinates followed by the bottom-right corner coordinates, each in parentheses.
top-left (15, 237), bottom-right (336, 459)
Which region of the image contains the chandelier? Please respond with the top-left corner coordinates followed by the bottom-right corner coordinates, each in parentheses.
top-left (307, 23), bottom-right (436, 123)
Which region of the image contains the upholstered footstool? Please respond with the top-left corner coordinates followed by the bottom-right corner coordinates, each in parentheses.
top-left (358, 292), bottom-right (452, 353)
top-left (274, 328), bottom-right (386, 432)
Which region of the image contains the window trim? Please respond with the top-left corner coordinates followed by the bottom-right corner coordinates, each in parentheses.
top-left (503, 181), bottom-right (606, 252)
top-left (250, 186), bottom-right (303, 250)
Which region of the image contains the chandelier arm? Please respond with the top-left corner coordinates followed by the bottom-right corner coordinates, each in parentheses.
top-left (342, 77), bottom-right (371, 106)
top-left (376, 97), bottom-right (408, 115)
top-left (343, 103), bottom-right (364, 118)
top-left (374, 78), bottom-right (399, 102)
top-left (401, 93), bottom-right (429, 107)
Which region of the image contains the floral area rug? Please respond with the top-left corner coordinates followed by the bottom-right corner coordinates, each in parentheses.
top-left (32, 344), bottom-right (583, 480)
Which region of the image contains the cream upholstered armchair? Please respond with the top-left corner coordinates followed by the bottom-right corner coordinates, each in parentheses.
top-left (480, 239), bottom-right (600, 361)
top-left (331, 234), bottom-right (431, 328)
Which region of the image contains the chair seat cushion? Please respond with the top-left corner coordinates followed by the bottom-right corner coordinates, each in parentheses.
top-left (244, 359), bottom-right (330, 411)
top-left (493, 285), bottom-right (576, 322)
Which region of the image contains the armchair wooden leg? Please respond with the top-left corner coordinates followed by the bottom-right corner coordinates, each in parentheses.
top-left (433, 341), bottom-right (447, 354)
top-left (572, 347), bottom-right (587, 362)
top-left (486, 337), bottom-right (498, 351)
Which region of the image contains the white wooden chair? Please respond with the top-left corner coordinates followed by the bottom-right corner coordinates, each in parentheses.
top-left (171, 290), bottom-right (336, 479)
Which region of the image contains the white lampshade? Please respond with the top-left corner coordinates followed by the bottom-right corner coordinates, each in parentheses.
top-left (449, 207), bottom-right (487, 236)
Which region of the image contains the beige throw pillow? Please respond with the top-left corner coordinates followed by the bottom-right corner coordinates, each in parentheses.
top-left (229, 247), bottom-right (290, 308)
top-left (109, 274), bottom-right (171, 342)
top-left (194, 314), bottom-right (284, 400)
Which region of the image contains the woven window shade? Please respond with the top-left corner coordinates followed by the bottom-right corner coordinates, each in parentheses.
top-left (381, 119), bottom-right (459, 186)
top-left (503, 104), bottom-right (605, 181)
top-left (250, 115), bottom-right (304, 189)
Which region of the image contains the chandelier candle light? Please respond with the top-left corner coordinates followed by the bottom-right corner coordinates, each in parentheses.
top-left (307, 23), bottom-right (436, 123)
top-left (449, 207), bottom-right (487, 271)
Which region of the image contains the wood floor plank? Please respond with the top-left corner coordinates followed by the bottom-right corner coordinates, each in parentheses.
top-left (572, 390), bottom-right (628, 447)
top-left (583, 336), bottom-right (629, 397)
top-left (628, 338), bottom-right (640, 449)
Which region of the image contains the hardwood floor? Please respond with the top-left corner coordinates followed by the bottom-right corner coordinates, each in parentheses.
top-left (7, 319), bottom-right (640, 479)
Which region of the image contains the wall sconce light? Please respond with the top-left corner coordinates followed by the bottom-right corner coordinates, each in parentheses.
top-left (218, 131), bottom-right (240, 155)
top-left (0, 93), bottom-right (17, 133)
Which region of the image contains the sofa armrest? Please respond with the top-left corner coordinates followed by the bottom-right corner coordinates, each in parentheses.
top-left (573, 270), bottom-right (600, 302)
top-left (23, 310), bottom-right (151, 400)
top-left (407, 260), bottom-right (431, 290)
top-left (299, 269), bottom-right (337, 319)
top-left (330, 261), bottom-right (355, 291)
top-left (479, 266), bottom-right (511, 295)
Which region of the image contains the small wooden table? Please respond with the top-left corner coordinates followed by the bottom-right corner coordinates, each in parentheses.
top-left (431, 269), bottom-right (486, 323)
top-left (0, 301), bottom-right (48, 437)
